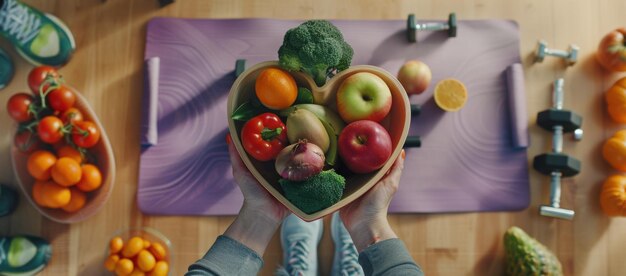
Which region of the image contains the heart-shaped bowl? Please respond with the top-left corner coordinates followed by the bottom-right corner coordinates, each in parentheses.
top-left (227, 61), bottom-right (410, 221)
top-left (10, 89), bottom-right (116, 224)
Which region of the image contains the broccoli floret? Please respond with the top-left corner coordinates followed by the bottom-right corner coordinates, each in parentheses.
top-left (278, 20), bottom-right (354, 87)
top-left (279, 170), bottom-right (345, 214)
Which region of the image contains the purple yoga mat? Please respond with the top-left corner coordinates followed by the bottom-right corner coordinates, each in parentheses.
top-left (138, 17), bottom-right (529, 216)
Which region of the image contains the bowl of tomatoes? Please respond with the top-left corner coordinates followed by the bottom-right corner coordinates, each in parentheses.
top-left (7, 66), bottom-right (115, 224)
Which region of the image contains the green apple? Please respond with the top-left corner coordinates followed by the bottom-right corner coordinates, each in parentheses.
top-left (336, 72), bottom-right (392, 123)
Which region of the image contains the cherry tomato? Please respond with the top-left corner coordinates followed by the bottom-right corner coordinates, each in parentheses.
top-left (38, 116), bottom-right (64, 144)
top-left (14, 131), bottom-right (41, 153)
top-left (27, 150), bottom-right (57, 181)
top-left (72, 121), bottom-right (100, 148)
top-left (28, 66), bottom-right (59, 95)
top-left (47, 86), bottom-right (75, 112)
top-left (7, 93), bottom-right (35, 122)
top-left (60, 107), bottom-right (83, 124)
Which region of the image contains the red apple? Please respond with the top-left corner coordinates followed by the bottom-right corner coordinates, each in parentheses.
top-left (338, 120), bottom-right (392, 174)
top-left (397, 60), bottom-right (432, 95)
top-left (336, 72), bottom-right (392, 123)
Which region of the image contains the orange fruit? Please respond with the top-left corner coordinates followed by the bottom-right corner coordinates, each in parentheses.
top-left (27, 150), bottom-right (57, 181)
top-left (61, 188), bottom-right (86, 213)
top-left (41, 181), bottom-right (71, 208)
top-left (76, 164), bottom-right (102, 192)
top-left (32, 181), bottom-right (49, 207)
top-left (433, 78), bottom-right (468, 112)
top-left (104, 254), bottom-right (120, 271)
top-left (148, 261), bottom-right (169, 276)
top-left (255, 68), bottom-right (297, 110)
top-left (143, 240), bottom-right (151, 249)
top-left (56, 145), bottom-right (83, 164)
top-left (115, 258), bottom-right (134, 276)
top-left (129, 268), bottom-right (146, 276)
top-left (122, 237), bottom-right (144, 258)
top-left (110, 236), bottom-right (124, 254)
top-left (51, 157), bottom-right (82, 187)
top-left (137, 249), bottom-right (156, 272)
top-left (148, 242), bottom-right (167, 261)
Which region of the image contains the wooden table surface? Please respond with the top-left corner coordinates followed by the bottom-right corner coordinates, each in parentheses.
top-left (1, 0), bottom-right (626, 275)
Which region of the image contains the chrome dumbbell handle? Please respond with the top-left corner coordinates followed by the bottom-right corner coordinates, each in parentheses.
top-left (553, 126), bottom-right (563, 154)
top-left (415, 22), bottom-right (448, 31)
top-left (540, 171), bottom-right (575, 220)
top-left (551, 79), bottom-right (565, 153)
top-left (552, 78), bottom-right (564, 110)
top-left (549, 172), bottom-right (562, 208)
top-left (544, 48), bottom-right (571, 59)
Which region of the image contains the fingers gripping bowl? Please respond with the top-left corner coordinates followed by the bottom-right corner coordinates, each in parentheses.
top-left (227, 61), bottom-right (410, 221)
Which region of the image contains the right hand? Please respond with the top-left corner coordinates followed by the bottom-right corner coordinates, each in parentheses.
top-left (339, 150), bottom-right (405, 251)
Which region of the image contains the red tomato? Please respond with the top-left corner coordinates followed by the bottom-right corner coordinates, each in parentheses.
top-left (72, 121), bottom-right (100, 148)
top-left (60, 107), bottom-right (83, 124)
top-left (38, 116), bottom-right (64, 144)
top-left (241, 113), bottom-right (287, 161)
top-left (47, 86), bottom-right (75, 111)
top-left (7, 93), bottom-right (35, 122)
top-left (14, 131), bottom-right (41, 153)
top-left (28, 66), bottom-right (59, 95)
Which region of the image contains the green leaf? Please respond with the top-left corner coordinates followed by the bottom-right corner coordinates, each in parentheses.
top-left (295, 87), bottom-right (314, 104)
top-left (231, 101), bottom-right (264, 121)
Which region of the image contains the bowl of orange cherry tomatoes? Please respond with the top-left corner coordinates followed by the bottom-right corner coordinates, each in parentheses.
top-left (104, 228), bottom-right (171, 276)
top-left (7, 66), bottom-right (115, 223)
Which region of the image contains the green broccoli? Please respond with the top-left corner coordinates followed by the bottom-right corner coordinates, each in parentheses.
top-left (278, 20), bottom-right (354, 87)
top-left (279, 170), bottom-right (345, 214)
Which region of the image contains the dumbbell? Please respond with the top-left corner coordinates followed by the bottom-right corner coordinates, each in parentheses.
top-left (404, 104), bottom-right (422, 148)
top-left (407, 13), bottom-right (457, 43)
top-left (534, 40), bottom-right (579, 66)
top-left (532, 78), bottom-right (582, 220)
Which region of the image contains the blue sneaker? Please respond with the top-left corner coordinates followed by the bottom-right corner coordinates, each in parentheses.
top-left (0, 236), bottom-right (51, 275)
top-left (0, 47), bottom-right (13, 89)
top-left (0, 0), bottom-right (75, 66)
top-left (331, 213), bottom-right (363, 276)
top-left (277, 214), bottom-right (323, 276)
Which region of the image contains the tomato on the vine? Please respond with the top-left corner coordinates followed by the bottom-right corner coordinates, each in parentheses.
top-left (7, 93), bottom-right (35, 122)
top-left (14, 131), bottom-right (40, 153)
top-left (60, 107), bottom-right (83, 124)
top-left (28, 66), bottom-right (59, 95)
top-left (72, 121), bottom-right (100, 148)
top-left (47, 86), bottom-right (75, 112)
top-left (38, 116), bottom-right (64, 144)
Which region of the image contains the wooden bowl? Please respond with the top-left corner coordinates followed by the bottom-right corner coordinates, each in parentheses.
top-left (11, 90), bottom-right (116, 224)
top-left (227, 61), bottom-right (410, 221)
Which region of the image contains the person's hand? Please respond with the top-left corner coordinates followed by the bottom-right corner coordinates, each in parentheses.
top-left (223, 135), bottom-right (289, 255)
top-left (227, 135), bottom-right (289, 224)
top-left (339, 150), bottom-right (405, 252)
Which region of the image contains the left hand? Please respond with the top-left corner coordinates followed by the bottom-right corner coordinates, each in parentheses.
top-left (227, 134), bottom-right (289, 224)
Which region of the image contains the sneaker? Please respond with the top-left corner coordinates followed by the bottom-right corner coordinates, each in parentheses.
top-left (0, 235), bottom-right (51, 275)
top-left (0, 47), bottom-right (13, 89)
top-left (0, 0), bottom-right (75, 66)
top-left (331, 213), bottom-right (364, 276)
top-left (0, 184), bottom-right (19, 217)
top-left (277, 214), bottom-right (323, 276)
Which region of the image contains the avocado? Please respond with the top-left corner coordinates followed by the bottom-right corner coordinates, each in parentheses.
top-left (504, 226), bottom-right (563, 276)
